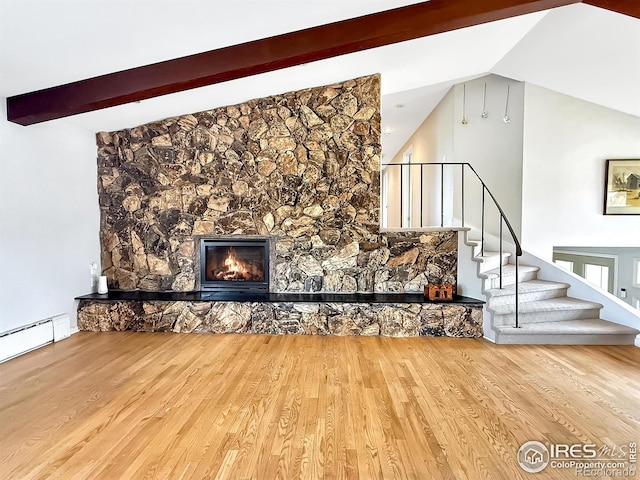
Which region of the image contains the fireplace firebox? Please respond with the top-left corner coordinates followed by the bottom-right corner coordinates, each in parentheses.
top-left (200, 238), bottom-right (269, 292)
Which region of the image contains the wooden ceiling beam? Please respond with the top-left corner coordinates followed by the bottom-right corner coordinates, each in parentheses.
top-left (5, 0), bottom-right (603, 125)
top-left (583, 0), bottom-right (640, 18)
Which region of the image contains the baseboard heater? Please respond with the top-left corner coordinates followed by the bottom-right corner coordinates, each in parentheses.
top-left (0, 314), bottom-right (70, 363)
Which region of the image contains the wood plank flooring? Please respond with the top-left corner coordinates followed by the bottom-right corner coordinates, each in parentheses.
top-left (0, 332), bottom-right (638, 479)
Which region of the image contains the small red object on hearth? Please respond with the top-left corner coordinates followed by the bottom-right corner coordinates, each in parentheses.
top-left (424, 283), bottom-right (454, 301)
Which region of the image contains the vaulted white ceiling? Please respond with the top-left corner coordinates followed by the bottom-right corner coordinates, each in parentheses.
top-left (1, 1), bottom-right (638, 160)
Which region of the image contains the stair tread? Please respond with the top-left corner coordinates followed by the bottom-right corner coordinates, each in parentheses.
top-left (479, 263), bottom-right (539, 279)
top-left (474, 251), bottom-right (511, 259)
top-left (490, 296), bottom-right (603, 315)
top-left (486, 280), bottom-right (570, 297)
top-left (494, 318), bottom-right (640, 335)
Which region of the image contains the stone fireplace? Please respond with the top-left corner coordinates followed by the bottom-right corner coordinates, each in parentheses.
top-left (93, 73), bottom-right (460, 295)
top-left (96, 74), bottom-right (386, 293)
top-left (200, 237), bottom-right (269, 292)
top-left (78, 73), bottom-right (483, 338)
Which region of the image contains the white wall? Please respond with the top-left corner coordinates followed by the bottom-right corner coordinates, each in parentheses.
top-left (554, 246), bottom-right (640, 309)
top-left (389, 75), bottom-right (525, 239)
top-left (381, 163), bottom-right (401, 228)
top-left (0, 102), bottom-right (100, 333)
top-left (522, 84), bottom-right (640, 258)
top-left (452, 75), bottom-right (525, 240)
top-left (421, 90), bottom-right (455, 227)
top-left (388, 87), bottom-right (455, 228)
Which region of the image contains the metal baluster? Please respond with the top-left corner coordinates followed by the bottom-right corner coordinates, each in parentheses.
top-left (499, 216), bottom-right (503, 289)
top-left (440, 164), bottom-right (444, 227)
top-left (399, 164), bottom-right (403, 229)
top-left (461, 165), bottom-right (465, 228)
top-left (515, 256), bottom-right (520, 328)
top-left (481, 187), bottom-right (485, 256)
top-left (420, 164), bottom-right (423, 228)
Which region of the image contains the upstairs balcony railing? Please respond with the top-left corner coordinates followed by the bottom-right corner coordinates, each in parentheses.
top-left (381, 162), bottom-right (522, 327)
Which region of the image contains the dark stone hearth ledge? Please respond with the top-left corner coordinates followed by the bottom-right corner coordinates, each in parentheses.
top-left (76, 290), bottom-right (483, 305)
top-left (379, 227), bottom-right (470, 233)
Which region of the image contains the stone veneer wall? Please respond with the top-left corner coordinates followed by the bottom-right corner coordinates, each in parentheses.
top-left (78, 300), bottom-right (482, 337)
top-left (96, 74), bottom-right (457, 294)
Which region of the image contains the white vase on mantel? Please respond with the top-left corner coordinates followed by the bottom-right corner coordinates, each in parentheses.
top-left (98, 276), bottom-right (108, 294)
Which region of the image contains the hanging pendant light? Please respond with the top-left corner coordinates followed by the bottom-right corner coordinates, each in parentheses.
top-left (461, 84), bottom-right (468, 125)
top-left (503, 84), bottom-right (511, 124)
top-left (481, 83), bottom-right (488, 119)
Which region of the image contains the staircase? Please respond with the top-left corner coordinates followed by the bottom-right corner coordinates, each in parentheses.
top-left (467, 238), bottom-right (640, 345)
top-left (380, 161), bottom-right (639, 345)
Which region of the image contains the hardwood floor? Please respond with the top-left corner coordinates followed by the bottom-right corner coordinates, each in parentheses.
top-left (0, 333), bottom-right (638, 479)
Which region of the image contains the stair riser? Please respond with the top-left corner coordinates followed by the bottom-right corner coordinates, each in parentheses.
top-left (465, 242), bottom-right (481, 257)
top-left (492, 308), bottom-right (602, 325)
top-left (482, 271), bottom-right (538, 290)
top-left (487, 287), bottom-right (569, 307)
top-left (476, 255), bottom-right (510, 274)
top-left (495, 332), bottom-right (637, 345)
top-left (467, 241), bottom-right (506, 257)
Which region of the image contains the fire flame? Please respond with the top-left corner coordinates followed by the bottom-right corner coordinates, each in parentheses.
top-left (223, 247), bottom-right (249, 278)
top-left (210, 246), bottom-right (263, 282)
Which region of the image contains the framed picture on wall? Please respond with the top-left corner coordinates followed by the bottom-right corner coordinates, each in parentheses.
top-left (603, 159), bottom-right (640, 215)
